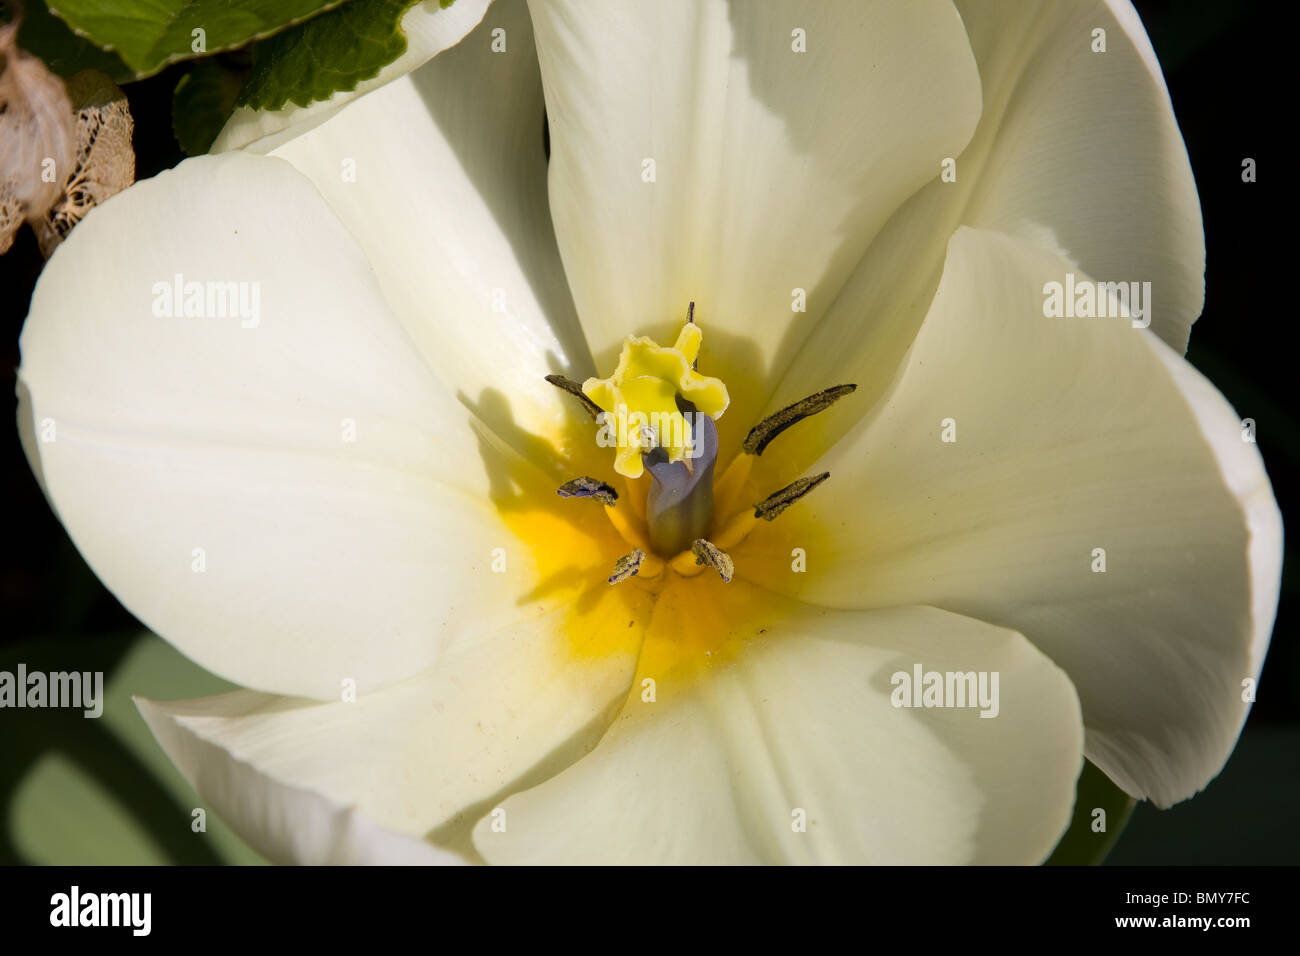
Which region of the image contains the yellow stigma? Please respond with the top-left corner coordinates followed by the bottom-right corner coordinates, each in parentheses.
top-left (582, 322), bottom-right (729, 478)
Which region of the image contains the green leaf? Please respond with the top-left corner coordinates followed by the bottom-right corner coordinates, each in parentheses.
top-left (237, 0), bottom-right (455, 112)
top-left (12, 0), bottom-right (131, 82)
top-left (1045, 759), bottom-right (1137, 865)
top-left (46, 0), bottom-right (348, 78)
top-left (173, 58), bottom-right (250, 155)
top-left (1, 631), bottom-right (266, 865)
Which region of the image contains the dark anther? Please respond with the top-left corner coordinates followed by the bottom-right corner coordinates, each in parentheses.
top-left (544, 374), bottom-right (602, 420)
top-left (558, 476), bottom-right (619, 506)
top-left (609, 549), bottom-right (645, 584)
top-left (742, 384), bottom-right (857, 456)
top-left (754, 472), bottom-right (830, 521)
top-left (691, 538), bottom-right (734, 583)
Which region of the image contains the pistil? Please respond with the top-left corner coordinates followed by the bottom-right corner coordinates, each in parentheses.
top-left (644, 406), bottom-right (718, 556)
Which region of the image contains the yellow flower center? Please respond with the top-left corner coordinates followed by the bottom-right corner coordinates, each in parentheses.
top-left (488, 312), bottom-right (853, 692)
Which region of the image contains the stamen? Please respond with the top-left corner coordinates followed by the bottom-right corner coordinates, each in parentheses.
top-left (604, 501), bottom-right (654, 554)
top-left (608, 549), bottom-right (646, 584)
top-left (742, 384), bottom-right (857, 456)
top-left (709, 508), bottom-right (756, 551)
top-left (557, 476), bottom-right (619, 506)
top-left (712, 471), bottom-right (831, 551)
top-left (691, 538), bottom-right (734, 583)
top-left (711, 451), bottom-right (753, 514)
top-left (754, 472), bottom-right (830, 521)
top-left (686, 301), bottom-right (696, 369)
top-left (544, 374), bottom-right (602, 420)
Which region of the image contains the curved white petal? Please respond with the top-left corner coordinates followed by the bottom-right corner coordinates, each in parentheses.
top-left (18, 151), bottom-right (529, 700)
top-left (136, 697), bottom-right (466, 865)
top-left (266, 0), bottom-right (596, 470)
top-left (955, 0), bottom-right (1203, 350)
top-left (133, 588), bottom-right (650, 860)
top-left (766, 0), bottom-right (1204, 466)
top-left (527, 0), bottom-right (981, 448)
top-left (749, 227), bottom-right (1281, 807)
top-left (474, 600), bottom-right (1082, 865)
top-left (213, 0), bottom-right (492, 154)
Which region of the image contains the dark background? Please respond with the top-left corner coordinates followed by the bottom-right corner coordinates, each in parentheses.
top-left (0, 0), bottom-right (1293, 863)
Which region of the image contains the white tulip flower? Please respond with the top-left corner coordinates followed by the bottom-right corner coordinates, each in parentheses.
top-left (17, 0), bottom-right (1281, 865)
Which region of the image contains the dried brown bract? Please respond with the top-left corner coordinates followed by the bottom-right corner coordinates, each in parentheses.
top-left (32, 68), bottom-right (135, 257)
top-left (0, 6), bottom-right (75, 253)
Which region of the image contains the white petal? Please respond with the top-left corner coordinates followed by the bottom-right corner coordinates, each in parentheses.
top-left (527, 0), bottom-right (981, 446)
top-left (474, 599), bottom-right (1082, 865)
top-left (766, 0), bottom-right (1204, 463)
top-left (266, 0), bottom-right (596, 469)
top-left (955, 0), bottom-right (1203, 350)
top-left (136, 696), bottom-right (466, 865)
top-left (19, 152), bottom-right (528, 700)
top-left (134, 589), bottom-right (649, 859)
top-left (749, 227), bottom-right (1281, 807)
top-left (213, 0), bottom-right (492, 154)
